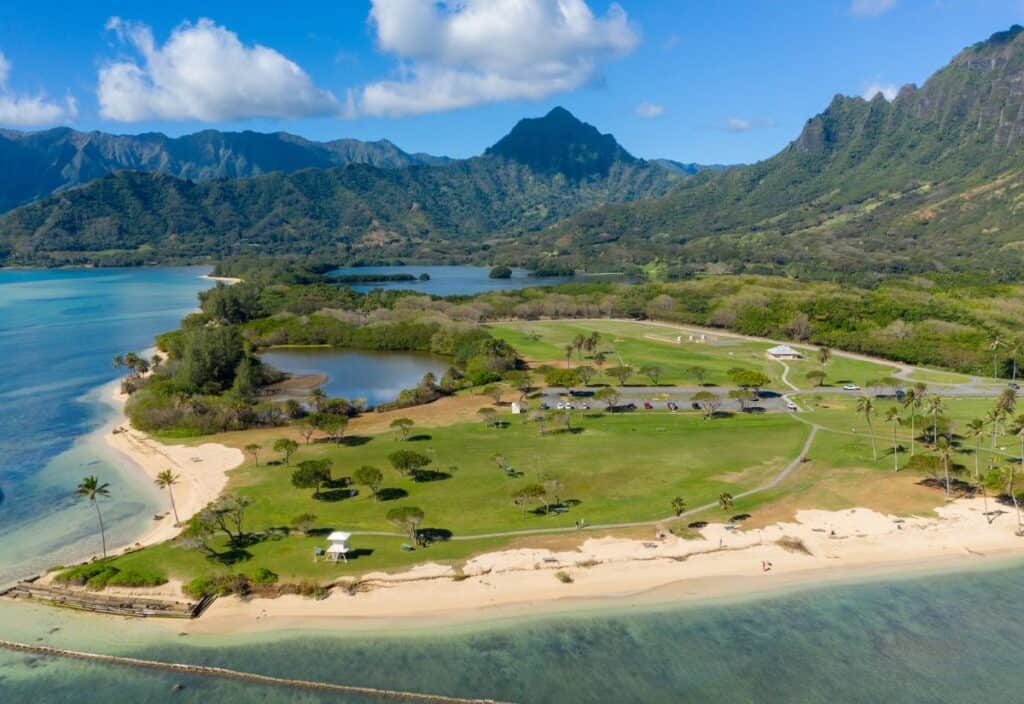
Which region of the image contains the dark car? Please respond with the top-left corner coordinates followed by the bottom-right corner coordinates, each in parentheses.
top-left (1010, 383), bottom-right (1021, 391)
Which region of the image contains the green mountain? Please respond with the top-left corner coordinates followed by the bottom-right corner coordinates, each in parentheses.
top-left (0, 127), bottom-right (450, 213)
top-left (0, 109), bottom-right (676, 266)
top-left (531, 25), bottom-right (1024, 282)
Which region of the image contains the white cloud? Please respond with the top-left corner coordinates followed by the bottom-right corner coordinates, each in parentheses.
top-left (0, 50), bottom-right (76, 127)
top-left (354, 0), bottom-right (640, 117)
top-left (726, 117), bottom-right (751, 133)
top-left (635, 101), bottom-right (665, 118)
top-left (851, 0), bottom-right (896, 17)
top-left (98, 17), bottom-right (340, 122)
top-left (862, 82), bottom-right (898, 101)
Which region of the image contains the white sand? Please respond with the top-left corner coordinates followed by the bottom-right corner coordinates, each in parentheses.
top-left (187, 497), bottom-right (1024, 634)
top-left (103, 385), bottom-right (243, 550)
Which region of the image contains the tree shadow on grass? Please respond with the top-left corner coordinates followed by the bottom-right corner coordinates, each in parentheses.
top-left (377, 488), bottom-right (409, 501)
top-left (211, 548), bottom-right (253, 566)
top-left (418, 528), bottom-right (452, 544)
top-left (407, 434), bottom-right (433, 442)
top-left (710, 411), bottom-right (736, 419)
top-left (345, 548), bottom-right (375, 560)
top-left (316, 488), bottom-right (358, 502)
top-left (412, 469), bottom-right (452, 483)
top-left (340, 436), bottom-right (372, 447)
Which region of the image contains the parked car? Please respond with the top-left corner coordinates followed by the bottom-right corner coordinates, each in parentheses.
top-left (539, 402), bottom-right (550, 410)
top-left (643, 401), bottom-right (654, 410)
top-left (842, 384), bottom-right (861, 391)
top-left (579, 402), bottom-right (591, 410)
top-left (1010, 382), bottom-right (1021, 391)
top-left (786, 401), bottom-right (799, 411)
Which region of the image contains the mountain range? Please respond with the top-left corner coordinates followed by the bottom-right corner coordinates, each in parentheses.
top-left (0, 109), bottom-right (679, 266)
top-left (4, 25), bottom-right (1024, 281)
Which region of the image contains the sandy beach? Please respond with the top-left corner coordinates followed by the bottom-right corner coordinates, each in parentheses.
top-left (185, 496), bottom-right (1024, 634)
top-left (102, 384), bottom-right (243, 551)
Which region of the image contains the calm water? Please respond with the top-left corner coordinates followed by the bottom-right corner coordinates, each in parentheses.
top-left (0, 267), bottom-right (212, 585)
top-left (260, 349), bottom-right (450, 407)
top-left (330, 265), bottom-right (573, 295)
top-left (1, 561), bottom-right (1023, 702)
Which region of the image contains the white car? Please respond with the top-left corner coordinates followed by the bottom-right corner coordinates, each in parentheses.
top-left (786, 401), bottom-right (799, 410)
top-left (842, 384), bottom-right (861, 391)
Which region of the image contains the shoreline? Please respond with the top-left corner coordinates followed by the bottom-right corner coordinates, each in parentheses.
top-left (182, 497), bottom-right (1024, 635)
top-left (98, 382), bottom-right (243, 553)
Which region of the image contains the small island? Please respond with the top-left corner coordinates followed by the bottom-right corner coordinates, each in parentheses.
top-left (488, 265), bottom-right (512, 279)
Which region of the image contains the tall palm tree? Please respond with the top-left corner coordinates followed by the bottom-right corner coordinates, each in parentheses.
top-left (998, 387), bottom-right (1017, 416)
top-left (965, 418), bottom-right (986, 482)
top-left (902, 389), bottom-right (922, 456)
top-left (935, 436), bottom-right (954, 499)
top-left (856, 396), bottom-right (878, 460)
top-left (989, 336), bottom-right (1003, 379)
top-left (572, 333), bottom-right (587, 363)
top-left (76, 476), bottom-right (111, 557)
top-left (987, 406), bottom-right (1006, 453)
top-left (564, 344), bottom-right (574, 369)
top-left (154, 469), bottom-right (181, 525)
top-left (885, 407), bottom-right (903, 472)
top-left (1008, 338), bottom-right (1024, 383)
top-left (925, 395), bottom-right (946, 445)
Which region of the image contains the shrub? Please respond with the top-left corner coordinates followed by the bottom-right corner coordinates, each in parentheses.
top-left (183, 576), bottom-right (218, 599)
top-left (554, 571), bottom-right (574, 584)
top-left (55, 562), bottom-right (167, 590)
top-left (252, 568), bottom-right (279, 586)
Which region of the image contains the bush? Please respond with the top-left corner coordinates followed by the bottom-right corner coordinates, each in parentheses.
top-left (183, 576), bottom-right (218, 599)
top-left (252, 567), bottom-right (279, 586)
top-left (554, 571), bottom-right (574, 584)
top-left (55, 561), bottom-right (167, 590)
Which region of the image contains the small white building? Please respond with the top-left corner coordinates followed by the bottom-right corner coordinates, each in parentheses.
top-left (326, 531), bottom-right (351, 563)
top-left (767, 345), bottom-right (803, 360)
top-left (510, 402), bottom-right (522, 415)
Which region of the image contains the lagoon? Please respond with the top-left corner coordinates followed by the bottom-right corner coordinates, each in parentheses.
top-left (260, 348), bottom-right (450, 407)
top-left (329, 265), bottom-right (574, 296)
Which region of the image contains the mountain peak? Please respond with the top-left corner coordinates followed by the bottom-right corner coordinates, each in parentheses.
top-left (485, 107), bottom-right (637, 179)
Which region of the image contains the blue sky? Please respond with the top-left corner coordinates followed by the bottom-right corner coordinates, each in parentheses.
top-left (0, 1), bottom-right (1021, 164)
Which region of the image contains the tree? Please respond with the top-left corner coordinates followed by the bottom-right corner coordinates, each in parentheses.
top-left (76, 475), bottom-right (111, 558)
top-left (607, 365), bottom-right (634, 386)
top-left (155, 469), bottom-right (181, 525)
top-left (353, 465), bottom-right (384, 501)
top-left (387, 506), bottom-right (425, 544)
top-left (671, 496), bottom-right (687, 517)
top-left (530, 410), bottom-right (549, 435)
top-left (902, 389), bottom-right (922, 456)
top-left (884, 408), bottom-right (903, 472)
top-left (308, 387), bottom-right (328, 413)
top-left (244, 443), bottom-right (261, 465)
top-left (856, 397), bottom-right (878, 460)
top-left (925, 395), bottom-right (946, 445)
top-left (290, 513), bottom-right (317, 535)
top-left (989, 336), bottom-right (1003, 379)
top-left (963, 418), bottom-right (986, 483)
top-left (573, 333), bottom-right (587, 363)
top-left (998, 387), bottom-right (1017, 416)
top-left (388, 449), bottom-right (431, 477)
top-left (686, 366), bottom-right (708, 386)
top-left (817, 346), bottom-right (832, 367)
top-left (478, 406), bottom-right (498, 427)
top-left (577, 365), bottom-right (596, 386)
top-left (505, 370), bottom-right (533, 400)
top-left (273, 438), bottom-right (299, 465)
top-left (564, 344), bottom-right (574, 369)
top-left (292, 459), bottom-right (333, 499)
top-left (728, 369), bottom-right (771, 396)
top-left (718, 493), bottom-right (734, 512)
top-left (200, 494), bottom-right (252, 547)
top-left (514, 484), bottom-right (548, 516)
top-left (389, 417), bottom-right (415, 441)
top-left (593, 351), bottom-right (607, 368)
top-left (595, 386), bottom-right (621, 410)
top-left (935, 436), bottom-right (954, 499)
top-left (987, 464), bottom-right (1023, 535)
top-left (641, 365), bottom-right (663, 385)
top-left (315, 413), bottom-right (348, 444)
top-left (294, 418), bottom-right (317, 445)
top-left (805, 370), bottom-right (827, 388)
top-left (482, 384), bottom-right (503, 405)
top-left (729, 388), bottom-right (756, 411)
top-left (692, 391), bottom-right (721, 420)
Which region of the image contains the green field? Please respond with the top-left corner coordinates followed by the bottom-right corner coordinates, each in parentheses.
top-left (488, 320), bottom-right (897, 390)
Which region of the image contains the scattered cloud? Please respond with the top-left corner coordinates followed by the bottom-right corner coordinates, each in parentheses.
top-left (0, 50), bottom-right (77, 126)
top-left (353, 0), bottom-right (640, 117)
top-left (723, 116), bottom-right (775, 133)
top-left (850, 0), bottom-right (897, 17)
top-left (635, 101), bottom-right (665, 118)
top-left (862, 81), bottom-right (899, 100)
top-left (98, 17), bottom-right (340, 122)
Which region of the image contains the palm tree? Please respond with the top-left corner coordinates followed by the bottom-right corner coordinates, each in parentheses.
top-left (965, 418), bottom-right (986, 483)
top-left (1008, 338), bottom-right (1024, 383)
top-left (244, 443), bottom-right (261, 465)
top-left (154, 469), bottom-right (181, 525)
top-left (998, 387), bottom-right (1017, 416)
top-left (987, 406), bottom-right (1006, 454)
top-left (885, 407), bottom-right (903, 472)
top-left (718, 493), bottom-right (734, 512)
top-left (573, 333), bottom-right (587, 363)
top-left (76, 476), bottom-right (111, 557)
top-left (989, 336), bottom-right (1003, 379)
top-left (902, 389), bottom-right (922, 456)
top-left (308, 388), bottom-right (328, 413)
top-left (564, 344), bottom-right (574, 369)
top-left (935, 436), bottom-right (954, 499)
top-left (856, 397), bottom-right (877, 460)
top-left (988, 463), bottom-right (1023, 535)
top-left (925, 395), bottom-right (946, 445)
top-left (817, 346), bottom-right (832, 367)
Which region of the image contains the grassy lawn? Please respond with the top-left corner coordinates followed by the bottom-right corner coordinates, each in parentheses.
top-left (488, 319), bottom-right (896, 390)
top-left (904, 368), bottom-right (977, 384)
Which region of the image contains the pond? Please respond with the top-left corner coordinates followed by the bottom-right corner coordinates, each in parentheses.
top-left (259, 348), bottom-right (450, 407)
top-left (328, 265), bottom-right (574, 296)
